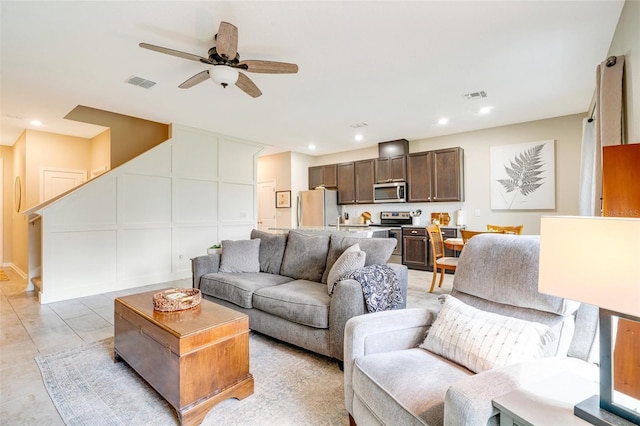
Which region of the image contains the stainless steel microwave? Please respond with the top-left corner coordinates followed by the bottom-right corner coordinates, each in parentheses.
top-left (373, 182), bottom-right (407, 203)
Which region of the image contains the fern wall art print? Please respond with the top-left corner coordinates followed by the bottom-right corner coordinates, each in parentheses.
top-left (490, 140), bottom-right (555, 210)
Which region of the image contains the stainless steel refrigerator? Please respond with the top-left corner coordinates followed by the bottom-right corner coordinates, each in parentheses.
top-left (297, 189), bottom-right (340, 227)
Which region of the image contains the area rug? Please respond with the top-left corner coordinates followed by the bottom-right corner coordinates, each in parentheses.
top-left (36, 333), bottom-right (348, 426)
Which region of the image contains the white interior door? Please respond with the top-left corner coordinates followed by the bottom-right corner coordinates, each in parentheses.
top-left (257, 181), bottom-right (276, 231)
top-left (41, 168), bottom-right (87, 202)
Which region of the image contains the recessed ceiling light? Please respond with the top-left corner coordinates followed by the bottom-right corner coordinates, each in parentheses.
top-left (437, 118), bottom-right (449, 125)
top-left (308, 144), bottom-right (316, 150)
top-left (479, 106), bottom-right (494, 115)
top-left (355, 134), bottom-right (364, 142)
top-left (30, 120), bottom-right (43, 126)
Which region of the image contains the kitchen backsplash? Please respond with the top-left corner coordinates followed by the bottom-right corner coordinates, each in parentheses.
top-left (340, 201), bottom-right (466, 226)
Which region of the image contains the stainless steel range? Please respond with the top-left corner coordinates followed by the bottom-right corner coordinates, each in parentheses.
top-left (372, 211), bottom-right (412, 263)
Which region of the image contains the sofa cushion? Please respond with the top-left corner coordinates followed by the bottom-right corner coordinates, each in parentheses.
top-left (280, 231), bottom-right (330, 282)
top-left (219, 239), bottom-right (261, 273)
top-left (420, 295), bottom-right (552, 374)
top-left (253, 280), bottom-right (331, 328)
top-left (250, 229), bottom-right (288, 274)
top-left (200, 272), bottom-right (293, 308)
top-left (322, 235), bottom-right (396, 283)
top-left (353, 348), bottom-right (472, 425)
top-left (327, 243), bottom-right (366, 295)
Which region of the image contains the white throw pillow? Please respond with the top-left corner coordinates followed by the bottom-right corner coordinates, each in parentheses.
top-left (420, 295), bottom-right (552, 373)
top-left (219, 239), bottom-right (261, 273)
top-left (327, 244), bottom-right (366, 295)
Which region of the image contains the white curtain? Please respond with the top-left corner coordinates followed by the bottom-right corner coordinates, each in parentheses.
top-left (579, 118), bottom-right (597, 216)
top-left (578, 55), bottom-right (625, 216)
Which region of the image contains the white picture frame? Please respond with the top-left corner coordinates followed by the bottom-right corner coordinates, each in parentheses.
top-left (490, 140), bottom-right (555, 210)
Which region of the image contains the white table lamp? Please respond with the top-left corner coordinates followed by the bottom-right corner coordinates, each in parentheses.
top-left (539, 216), bottom-right (640, 425)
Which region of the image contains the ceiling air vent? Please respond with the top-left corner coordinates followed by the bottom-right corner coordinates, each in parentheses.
top-left (126, 75), bottom-right (156, 89)
top-left (462, 91), bottom-right (487, 100)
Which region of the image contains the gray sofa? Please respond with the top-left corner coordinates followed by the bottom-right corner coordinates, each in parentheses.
top-left (344, 234), bottom-right (599, 425)
top-left (192, 229), bottom-right (408, 362)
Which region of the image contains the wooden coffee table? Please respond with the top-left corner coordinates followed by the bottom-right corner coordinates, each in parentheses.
top-left (114, 289), bottom-right (254, 425)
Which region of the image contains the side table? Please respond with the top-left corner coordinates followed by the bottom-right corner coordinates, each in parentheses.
top-left (492, 370), bottom-right (598, 426)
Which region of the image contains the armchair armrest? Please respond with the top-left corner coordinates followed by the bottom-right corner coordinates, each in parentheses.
top-left (191, 254), bottom-right (220, 289)
top-left (343, 307), bottom-right (437, 414)
top-left (444, 357), bottom-right (598, 426)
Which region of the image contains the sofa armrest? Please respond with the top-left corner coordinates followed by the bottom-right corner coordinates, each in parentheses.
top-left (329, 279), bottom-right (367, 360)
top-left (329, 262), bottom-right (410, 360)
top-left (343, 307), bottom-right (437, 415)
top-left (444, 357), bottom-right (599, 426)
top-left (191, 254), bottom-right (220, 289)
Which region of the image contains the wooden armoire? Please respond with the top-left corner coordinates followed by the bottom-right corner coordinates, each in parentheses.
top-left (602, 143), bottom-right (640, 400)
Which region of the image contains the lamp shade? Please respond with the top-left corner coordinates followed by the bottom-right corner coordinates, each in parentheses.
top-left (538, 216), bottom-right (640, 317)
top-left (209, 66), bottom-right (239, 87)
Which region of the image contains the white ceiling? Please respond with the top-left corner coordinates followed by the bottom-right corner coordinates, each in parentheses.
top-left (1, 1), bottom-right (624, 156)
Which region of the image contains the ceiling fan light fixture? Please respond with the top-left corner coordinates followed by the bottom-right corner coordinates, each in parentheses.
top-left (210, 66), bottom-right (239, 88)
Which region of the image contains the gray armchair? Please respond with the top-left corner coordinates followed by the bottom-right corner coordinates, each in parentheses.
top-left (344, 234), bottom-right (599, 425)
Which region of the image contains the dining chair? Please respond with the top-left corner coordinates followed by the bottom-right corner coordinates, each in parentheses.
top-left (460, 229), bottom-right (493, 244)
top-left (425, 224), bottom-right (459, 293)
top-left (486, 224), bottom-right (524, 235)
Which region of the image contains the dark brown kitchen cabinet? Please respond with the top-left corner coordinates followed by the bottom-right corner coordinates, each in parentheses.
top-left (407, 152), bottom-right (432, 202)
top-left (308, 164), bottom-right (337, 189)
top-left (407, 147), bottom-right (463, 202)
top-left (337, 162), bottom-right (356, 204)
top-left (375, 155), bottom-right (406, 183)
top-left (337, 159), bottom-right (375, 204)
top-left (402, 226), bottom-right (458, 271)
top-left (355, 159), bottom-right (375, 203)
top-left (402, 227), bottom-right (429, 270)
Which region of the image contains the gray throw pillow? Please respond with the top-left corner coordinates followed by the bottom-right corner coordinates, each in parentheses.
top-left (327, 243), bottom-right (366, 295)
top-left (322, 235), bottom-right (396, 283)
top-left (280, 231), bottom-right (330, 282)
top-left (219, 239), bottom-right (261, 273)
top-left (250, 229), bottom-right (288, 274)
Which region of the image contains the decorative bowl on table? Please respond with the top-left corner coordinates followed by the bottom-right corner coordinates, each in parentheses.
top-left (153, 288), bottom-right (201, 312)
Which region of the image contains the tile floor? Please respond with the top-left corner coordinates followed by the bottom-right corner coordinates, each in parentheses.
top-left (0, 267), bottom-right (191, 424)
top-left (0, 266), bottom-right (448, 424)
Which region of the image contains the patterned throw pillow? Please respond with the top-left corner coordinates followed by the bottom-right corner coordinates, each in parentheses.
top-left (219, 239), bottom-right (261, 273)
top-left (420, 295), bottom-right (553, 373)
top-left (327, 244), bottom-right (366, 295)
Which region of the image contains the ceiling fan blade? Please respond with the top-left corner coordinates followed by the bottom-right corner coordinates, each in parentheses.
top-left (178, 70), bottom-right (210, 89)
top-left (239, 60), bottom-right (299, 74)
top-left (216, 21), bottom-right (238, 60)
top-left (139, 43), bottom-right (211, 64)
top-left (236, 72), bottom-right (262, 98)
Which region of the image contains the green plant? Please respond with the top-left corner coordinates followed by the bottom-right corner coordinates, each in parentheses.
top-left (209, 243), bottom-right (221, 249)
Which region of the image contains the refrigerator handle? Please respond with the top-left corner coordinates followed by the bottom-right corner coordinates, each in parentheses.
top-left (297, 195), bottom-right (301, 228)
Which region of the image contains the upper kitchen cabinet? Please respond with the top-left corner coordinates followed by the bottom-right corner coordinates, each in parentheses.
top-left (355, 159), bottom-right (375, 203)
top-left (337, 159), bottom-right (375, 204)
top-left (308, 164), bottom-right (338, 189)
top-left (432, 147), bottom-right (464, 202)
top-left (407, 151), bottom-right (432, 202)
top-left (375, 155), bottom-right (406, 183)
top-left (407, 147), bottom-right (464, 202)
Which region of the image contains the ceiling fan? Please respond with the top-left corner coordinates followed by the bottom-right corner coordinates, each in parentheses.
top-left (139, 21), bottom-right (298, 98)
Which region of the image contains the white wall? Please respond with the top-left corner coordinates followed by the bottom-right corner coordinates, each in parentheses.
top-left (607, 0), bottom-right (639, 144)
top-left (35, 124), bottom-right (263, 303)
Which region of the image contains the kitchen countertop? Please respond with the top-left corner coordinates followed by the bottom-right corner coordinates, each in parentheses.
top-left (401, 224), bottom-right (466, 229)
top-left (268, 226), bottom-right (392, 237)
